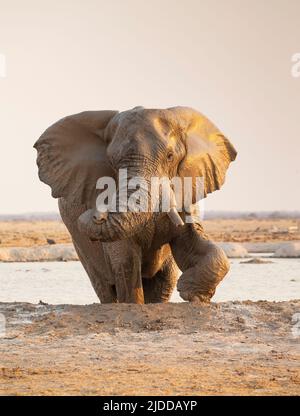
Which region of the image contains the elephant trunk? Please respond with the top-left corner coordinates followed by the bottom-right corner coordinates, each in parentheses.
top-left (77, 169), bottom-right (185, 242)
top-left (78, 172), bottom-right (152, 241)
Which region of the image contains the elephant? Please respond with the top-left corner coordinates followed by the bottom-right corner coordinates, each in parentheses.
top-left (34, 106), bottom-right (237, 304)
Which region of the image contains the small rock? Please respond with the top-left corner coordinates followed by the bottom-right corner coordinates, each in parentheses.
top-left (240, 257), bottom-right (274, 264)
top-left (217, 242), bottom-right (248, 258)
top-left (274, 242), bottom-right (300, 258)
top-left (46, 238), bottom-right (56, 245)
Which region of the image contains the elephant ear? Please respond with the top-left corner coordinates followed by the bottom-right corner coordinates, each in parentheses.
top-left (34, 110), bottom-right (118, 207)
top-left (170, 107), bottom-right (237, 202)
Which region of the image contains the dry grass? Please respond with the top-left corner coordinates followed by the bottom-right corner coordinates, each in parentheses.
top-left (0, 221), bottom-right (70, 248)
top-left (205, 218), bottom-right (300, 242)
top-left (0, 218), bottom-right (299, 248)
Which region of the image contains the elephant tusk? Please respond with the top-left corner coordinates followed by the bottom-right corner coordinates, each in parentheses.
top-left (93, 209), bottom-right (108, 224)
top-left (168, 207), bottom-right (184, 227)
top-left (167, 187), bottom-right (185, 227)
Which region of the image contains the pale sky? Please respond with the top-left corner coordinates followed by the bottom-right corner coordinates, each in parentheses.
top-left (0, 0), bottom-right (299, 214)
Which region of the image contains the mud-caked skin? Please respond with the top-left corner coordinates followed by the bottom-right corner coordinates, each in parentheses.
top-left (35, 107), bottom-right (236, 304)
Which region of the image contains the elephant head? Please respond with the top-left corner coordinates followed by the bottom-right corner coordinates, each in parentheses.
top-left (34, 107), bottom-right (236, 241)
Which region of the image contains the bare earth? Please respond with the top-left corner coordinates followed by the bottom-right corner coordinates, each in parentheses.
top-left (0, 301), bottom-right (299, 395)
top-left (0, 218), bottom-right (299, 248)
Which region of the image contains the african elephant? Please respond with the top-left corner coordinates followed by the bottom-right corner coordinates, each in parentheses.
top-left (34, 106), bottom-right (236, 304)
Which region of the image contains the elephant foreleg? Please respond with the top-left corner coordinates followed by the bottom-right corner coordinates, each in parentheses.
top-left (170, 223), bottom-right (229, 303)
top-left (59, 198), bottom-right (116, 303)
top-left (103, 240), bottom-right (145, 304)
top-left (142, 256), bottom-right (178, 303)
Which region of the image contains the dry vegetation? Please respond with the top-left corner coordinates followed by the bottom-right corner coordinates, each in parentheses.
top-left (206, 218), bottom-right (300, 243)
top-left (0, 221), bottom-right (70, 248)
top-left (0, 218), bottom-right (299, 248)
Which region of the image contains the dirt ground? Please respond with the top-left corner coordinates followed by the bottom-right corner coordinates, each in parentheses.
top-left (0, 300), bottom-right (299, 395)
top-left (0, 218), bottom-right (299, 248)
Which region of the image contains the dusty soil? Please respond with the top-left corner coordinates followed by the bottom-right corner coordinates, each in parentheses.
top-left (0, 218), bottom-right (299, 248)
top-left (0, 301), bottom-right (299, 395)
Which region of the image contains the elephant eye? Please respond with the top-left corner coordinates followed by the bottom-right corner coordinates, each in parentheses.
top-left (167, 151), bottom-right (174, 162)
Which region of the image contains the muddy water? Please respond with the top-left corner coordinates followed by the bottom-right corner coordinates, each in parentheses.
top-left (0, 255), bottom-right (299, 304)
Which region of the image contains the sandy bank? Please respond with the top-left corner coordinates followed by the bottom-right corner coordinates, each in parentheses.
top-left (0, 300), bottom-right (299, 395)
top-left (0, 218), bottom-right (299, 249)
top-left (0, 244), bottom-right (78, 262)
top-left (2, 241), bottom-right (300, 262)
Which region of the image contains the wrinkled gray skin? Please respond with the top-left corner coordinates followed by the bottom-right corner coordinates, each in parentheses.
top-left (34, 106), bottom-right (237, 304)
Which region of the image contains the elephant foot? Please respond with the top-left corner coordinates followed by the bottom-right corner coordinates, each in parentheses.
top-left (190, 294), bottom-right (212, 304)
top-left (177, 280), bottom-right (214, 304)
top-left (176, 244), bottom-right (229, 303)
